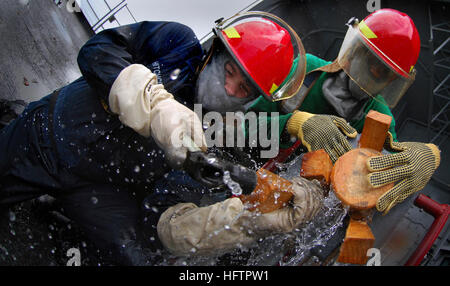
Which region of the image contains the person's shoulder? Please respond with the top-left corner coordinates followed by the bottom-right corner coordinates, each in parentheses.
top-left (306, 53), bottom-right (327, 62)
top-left (137, 20), bottom-right (188, 28)
top-left (306, 53), bottom-right (332, 72)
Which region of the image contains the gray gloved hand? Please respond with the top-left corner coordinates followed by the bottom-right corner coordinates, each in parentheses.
top-left (157, 176), bottom-right (324, 256)
top-left (247, 176), bottom-right (324, 235)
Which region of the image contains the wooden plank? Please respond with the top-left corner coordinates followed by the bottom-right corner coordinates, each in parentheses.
top-left (331, 111), bottom-right (393, 210)
top-left (240, 149), bottom-right (332, 214)
top-left (358, 110), bottom-right (392, 152)
top-left (239, 168), bottom-right (293, 213)
top-left (300, 149), bottom-right (333, 188)
top-left (337, 218), bottom-right (375, 265)
top-left (331, 148), bottom-right (392, 210)
top-left (332, 111), bottom-right (393, 265)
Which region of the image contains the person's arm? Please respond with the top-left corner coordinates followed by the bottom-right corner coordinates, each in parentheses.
top-left (77, 21), bottom-right (202, 104)
top-left (242, 96), bottom-right (294, 151)
top-left (78, 22), bottom-right (205, 168)
top-left (242, 112), bottom-right (293, 149)
top-left (157, 176), bottom-right (324, 256)
top-left (305, 53), bottom-right (332, 73)
top-left (108, 64), bottom-right (206, 168)
top-left (350, 95), bottom-right (398, 141)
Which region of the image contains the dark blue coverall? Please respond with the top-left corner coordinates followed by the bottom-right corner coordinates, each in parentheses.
top-left (0, 21), bottom-right (205, 265)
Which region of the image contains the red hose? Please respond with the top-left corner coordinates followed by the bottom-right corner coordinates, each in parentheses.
top-left (262, 140), bottom-right (302, 172)
top-left (404, 194), bottom-right (450, 266)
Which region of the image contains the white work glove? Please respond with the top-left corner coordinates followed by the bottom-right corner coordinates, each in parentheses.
top-left (157, 176), bottom-right (324, 256)
top-left (109, 64), bottom-right (207, 168)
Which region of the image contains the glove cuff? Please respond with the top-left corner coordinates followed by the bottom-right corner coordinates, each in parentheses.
top-left (157, 198), bottom-right (256, 256)
top-left (109, 64), bottom-right (173, 137)
top-left (425, 143), bottom-right (441, 169)
top-left (286, 111), bottom-right (314, 137)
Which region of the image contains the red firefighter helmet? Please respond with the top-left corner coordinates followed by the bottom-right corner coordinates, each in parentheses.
top-left (214, 12), bottom-right (306, 102)
top-left (362, 8), bottom-right (420, 77)
top-left (337, 9), bottom-right (421, 107)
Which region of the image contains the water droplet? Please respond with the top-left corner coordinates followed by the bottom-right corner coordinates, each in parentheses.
top-left (224, 225), bottom-right (231, 230)
top-left (207, 157), bottom-right (217, 164)
top-left (134, 165), bottom-right (140, 173)
top-left (91, 196), bottom-right (98, 204)
top-left (170, 69), bottom-right (181, 80)
top-left (9, 211), bottom-right (16, 222)
top-left (223, 171), bottom-right (243, 196)
top-left (274, 192), bottom-right (280, 204)
top-left (91, 113), bottom-right (97, 118)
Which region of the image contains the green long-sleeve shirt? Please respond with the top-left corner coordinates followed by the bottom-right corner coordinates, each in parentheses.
top-left (243, 53), bottom-right (397, 147)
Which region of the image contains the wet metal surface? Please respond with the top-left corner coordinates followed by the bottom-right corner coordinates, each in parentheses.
top-left (0, 0), bottom-right (95, 266)
top-left (0, 0), bottom-right (93, 104)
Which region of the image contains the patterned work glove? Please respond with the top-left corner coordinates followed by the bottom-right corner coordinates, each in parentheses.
top-left (287, 111), bottom-right (357, 163)
top-left (367, 132), bottom-right (441, 214)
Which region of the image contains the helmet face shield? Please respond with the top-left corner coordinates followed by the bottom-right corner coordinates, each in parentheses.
top-left (338, 22), bottom-right (415, 108)
top-left (214, 12), bottom-right (306, 102)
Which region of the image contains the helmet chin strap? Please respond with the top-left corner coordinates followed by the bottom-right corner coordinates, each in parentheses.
top-left (196, 38), bottom-right (220, 76)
